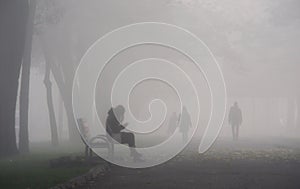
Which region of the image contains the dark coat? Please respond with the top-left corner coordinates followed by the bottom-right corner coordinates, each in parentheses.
top-left (229, 106), bottom-right (242, 126)
top-left (106, 108), bottom-right (125, 136)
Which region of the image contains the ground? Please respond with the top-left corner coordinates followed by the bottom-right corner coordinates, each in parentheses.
top-left (80, 137), bottom-right (300, 189)
top-left (0, 142), bottom-right (91, 189)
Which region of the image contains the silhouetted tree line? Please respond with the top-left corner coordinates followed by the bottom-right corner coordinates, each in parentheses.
top-left (0, 0), bottom-right (81, 157)
top-left (0, 0), bottom-right (29, 157)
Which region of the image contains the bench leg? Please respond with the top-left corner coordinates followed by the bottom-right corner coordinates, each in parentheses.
top-left (85, 145), bottom-right (89, 158)
top-left (108, 143), bottom-right (114, 160)
top-left (89, 148), bottom-right (93, 157)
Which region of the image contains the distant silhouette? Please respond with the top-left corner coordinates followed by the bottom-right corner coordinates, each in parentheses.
top-left (178, 107), bottom-right (192, 143)
top-left (228, 102), bottom-right (243, 141)
top-left (168, 112), bottom-right (179, 134)
top-left (106, 105), bottom-right (143, 161)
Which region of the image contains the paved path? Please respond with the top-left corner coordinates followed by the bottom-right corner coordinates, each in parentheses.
top-left (78, 138), bottom-right (300, 189)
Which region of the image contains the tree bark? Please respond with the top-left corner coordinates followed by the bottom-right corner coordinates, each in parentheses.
top-left (287, 97), bottom-right (296, 129)
top-left (44, 62), bottom-right (59, 146)
top-left (64, 92), bottom-right (80, 143)
top-left (297, 96), bottom-right (300, 128)
top-left (53, 47), bottom-right (79, 143)
top-left (19, 0), bottom-right (37, 154)
top-left (0, 0), bottom-right (28, 157)
top-left (40, 35), bottom-right (80, 143)
top-left (57, 95), bottom-right (64, 140)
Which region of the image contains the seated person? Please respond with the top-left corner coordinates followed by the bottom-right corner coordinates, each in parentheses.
top-left (106, 105), bottom-right (142, 161)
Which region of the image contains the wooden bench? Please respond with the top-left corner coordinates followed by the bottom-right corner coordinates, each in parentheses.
top-left (88, 134), bottom-right (112, 158)
top-left (77, 119), bottom-right (119, 159)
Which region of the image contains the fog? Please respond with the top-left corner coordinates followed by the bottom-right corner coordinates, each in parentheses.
top-left (25, 0), bottom-right (300, 144)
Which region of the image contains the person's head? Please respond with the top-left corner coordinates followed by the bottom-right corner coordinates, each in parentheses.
top-left (109, 105), bottom-right (125, 122)
top-left (234, 101), bottom-right (238, 107)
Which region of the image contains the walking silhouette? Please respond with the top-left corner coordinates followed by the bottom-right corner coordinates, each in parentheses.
top-left (228, 102), bottom-right (243, 141)
top-left (178, 107), bottom-right (192, 143)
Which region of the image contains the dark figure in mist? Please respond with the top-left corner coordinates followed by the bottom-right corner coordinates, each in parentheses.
top-left (168, 112), bottom-right (179, 134)
top-left (229, 102), bottom-right (243, 141)
top-left (179, 107), bottom-right (192, 143)
top-left (106, 105), bottom-right (142, 161)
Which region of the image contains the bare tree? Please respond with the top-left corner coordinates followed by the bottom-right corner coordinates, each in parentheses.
top-left (36, 0), bottom-right (80, 143)
top-left (297, 96), bottom-right (300, 128)
top-left (43, 59), bottom-right (59, 146)
top-left (19, 0), bottom-right (37, 154)
top-left (0, 0), bottom-right (29, 157)
top-left (34, 0), bottom-right (64, 145)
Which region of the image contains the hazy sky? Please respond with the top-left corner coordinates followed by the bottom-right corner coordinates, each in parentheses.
top-left (27, 0), bottom-right (300, 142)
top-left (54, 0), bottom-right (300, 96)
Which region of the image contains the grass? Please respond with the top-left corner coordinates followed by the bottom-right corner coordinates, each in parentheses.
top-left (0, 142), bottom-right (92, 189)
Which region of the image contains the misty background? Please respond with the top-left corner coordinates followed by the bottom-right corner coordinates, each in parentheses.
top-left (22, 0), bottom-right (300, 143)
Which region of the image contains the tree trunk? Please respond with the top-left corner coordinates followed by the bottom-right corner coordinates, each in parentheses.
top-left (297, 96), bottom-right (300, 128)
top-left (287, 97), bottom-right (296, 129)
top-left (252, 97), bottom-right (255, 128)
top-left (40, 36), bottom-right (80, 143)
top-left (19, 0), bottom-right (36, 154)
top-left (55, 53), bottom-right (79, 143)
top-left (50, 64), bottom-right (79, 143)
top-left (63, 90), bottom-right (80, 143)
top-left (58, 95), bottom-right (64, 140)
top-left (44, 62), bottom-right (59, 146)
top-left (0, 0), bottom-right (28, 157)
